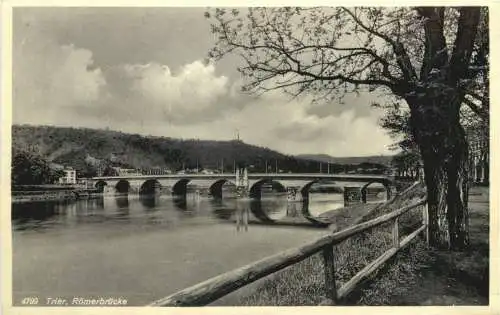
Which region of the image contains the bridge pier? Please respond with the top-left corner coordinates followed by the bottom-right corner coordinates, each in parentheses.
top-left (235, 186), bottom-right (249, 198)
top-left (103, 185), bottom-right (116, 195)
top-left (286, 187), bottom-right (306, 202)
top-left (157, 185), bottom-right (168, 194)
top-left (344, 186), bottom-right (362, 206)
top-left (129, 185), bottom-right (140, 194)
top-left (286, 202), bottom-right (303, 217)
top-left (235, 168), bottom-right (250, 199)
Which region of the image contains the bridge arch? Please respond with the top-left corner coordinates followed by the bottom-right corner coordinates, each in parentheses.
top-left (209, 179), bottom-right (236, 199)
top-left (115, 180), bottom-right (131, 194)
top-left (140, 179), bottom-right (162, 195)
top-left (249, 179), bottom-right (286, 199)
top-left (298, 180), bottom-right (322, 199)
top-left (361, 180), bottom-right (391, 203)
top-left (249, 199), bottom-right (275, 222)
top-left (95, 180), bottom-right (108, 193)
top-left (298, 198), bottom-right (331, 227)
top-left (283, 179), bottom-right (339, 202)
top-left (279, 180), bottom-right (320, 202)
top-left (172, 179), bottom-right (191, 196)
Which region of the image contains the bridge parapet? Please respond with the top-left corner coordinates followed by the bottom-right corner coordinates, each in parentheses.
top-left (92, 173), bottom-right (393, 183)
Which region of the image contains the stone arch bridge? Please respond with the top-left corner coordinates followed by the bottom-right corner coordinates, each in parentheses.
top-left (91, 172), bottom-right (395, 203)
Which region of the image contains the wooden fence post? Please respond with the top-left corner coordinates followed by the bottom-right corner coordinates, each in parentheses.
top-left (392, 218), bottom-right (399, 248)
top-left (422, 203), bottom-right (429, 246)
top-left (321, 244), bottom-right (337, 305)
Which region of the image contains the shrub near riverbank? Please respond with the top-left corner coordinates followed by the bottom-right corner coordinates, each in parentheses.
top-left (237, 183), bottom-right (427, 306)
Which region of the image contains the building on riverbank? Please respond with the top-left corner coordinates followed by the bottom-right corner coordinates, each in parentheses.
top-left (58, 167), bottom-right (77, 185)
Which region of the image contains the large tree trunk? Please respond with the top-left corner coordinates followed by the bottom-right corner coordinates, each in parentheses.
top-left (408, 95), bottom-right (470, 250)
top-left (409, 6), bottom-right (480, 250)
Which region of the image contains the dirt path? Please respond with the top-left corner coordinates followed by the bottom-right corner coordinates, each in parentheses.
top-left (386, 185), bottom-right (489, 305)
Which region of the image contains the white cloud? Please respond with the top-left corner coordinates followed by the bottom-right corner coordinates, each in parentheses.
top-left (123, 61), bottom-right (229, 123)
top-left (49, 45), bottom-right (105, 105)
top-left (134, 88), bottom-right (394, 157)
top-left (14, 33), bottom-right (106, 126)
top-left (223, 94), bottom-right (393, 157)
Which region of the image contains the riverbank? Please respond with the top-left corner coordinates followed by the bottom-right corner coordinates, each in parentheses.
top-left (11, 188), bottom-right (101, 203)
top-left (357, 185), bottom-right (489, 305)
top-left (236, 184), bottom-right (488, 306)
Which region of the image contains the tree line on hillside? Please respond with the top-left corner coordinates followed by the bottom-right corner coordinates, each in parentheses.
top-left (12, 125), bottom-right (390, 179)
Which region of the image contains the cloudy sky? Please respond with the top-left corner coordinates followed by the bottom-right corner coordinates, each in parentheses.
top-left (13, 7), bottom-right (395, 157)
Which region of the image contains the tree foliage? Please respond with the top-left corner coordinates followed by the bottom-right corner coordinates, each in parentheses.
top-left (391, 151), bottom-right (421, 173)
top-left (206, 6), bottom-right (489, 249)
top-left (12, 150), bottom-right (65, 185)
top-left (207, 7), bottom-right (486, 108)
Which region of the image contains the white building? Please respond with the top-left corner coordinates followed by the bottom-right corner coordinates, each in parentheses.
top-left (59, 167), bottom-right (77, 185)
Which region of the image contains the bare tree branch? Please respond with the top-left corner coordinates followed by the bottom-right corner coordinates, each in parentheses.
top-left (342, 7), bottom-right (418, 82)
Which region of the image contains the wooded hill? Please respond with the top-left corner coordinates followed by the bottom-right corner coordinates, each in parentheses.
top-left (296, 154), bottom-right (393, 166)
top-left (12, 125), bottom-right (390, 178)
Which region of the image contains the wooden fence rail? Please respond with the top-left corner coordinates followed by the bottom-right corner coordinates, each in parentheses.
top-left (148, 198), bottom-right (428, 307)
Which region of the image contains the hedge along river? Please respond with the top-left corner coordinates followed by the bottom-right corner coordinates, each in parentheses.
top-left (11, 182), bottom-right (386, 306)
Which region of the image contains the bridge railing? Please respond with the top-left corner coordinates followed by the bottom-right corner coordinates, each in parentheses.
top-left (147, 198), bottom-right (428, 306)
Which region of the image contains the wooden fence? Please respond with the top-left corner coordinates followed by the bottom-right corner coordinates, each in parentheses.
top-left (148, 198), bottom-right (428, 306)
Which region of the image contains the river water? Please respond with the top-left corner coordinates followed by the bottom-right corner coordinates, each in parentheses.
top-left (11, 187), bottom-right (383, 306)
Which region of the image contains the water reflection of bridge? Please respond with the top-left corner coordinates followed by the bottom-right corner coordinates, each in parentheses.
top-left (138, 196), bottom-right (334, 229)
top-left (12, 194), bottom-right (361, 232)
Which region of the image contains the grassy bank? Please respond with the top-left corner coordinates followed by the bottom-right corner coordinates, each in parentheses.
top-left (236, 183), bottom-right (488, 306)
top-left (236, 182), bottom-right (427, 306)
top-left (364, 185), bottom-right (489, 305)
